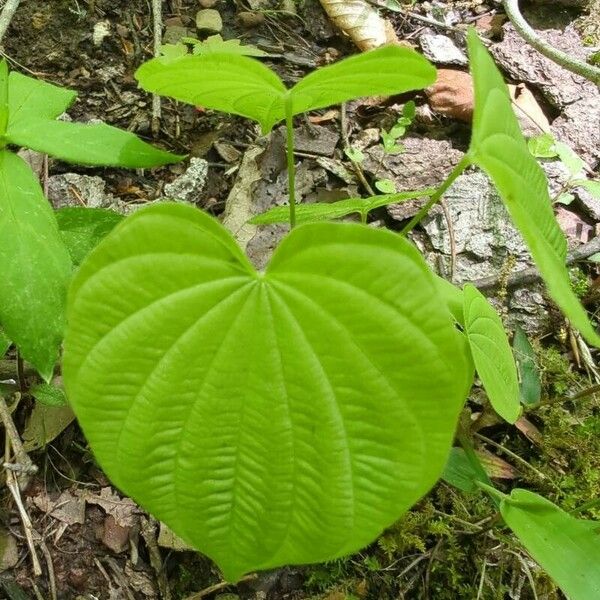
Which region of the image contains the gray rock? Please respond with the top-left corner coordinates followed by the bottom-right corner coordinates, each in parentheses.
top-left (196, 8), bottom-right (223, 33)
top-left (47, 173), bottom-right (115, 209)
top-left (164, 158), bottom-right (209, 203)
top-left (420, 34), bottom-right (467, 66)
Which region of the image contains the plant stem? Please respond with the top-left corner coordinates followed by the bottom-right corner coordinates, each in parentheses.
top-left (400, 156), bottom-right (470, 236)
top-left (0, 59), bottom-right (7, 144)
top-left (284, 94), bottom-right (297, 228)
top-left (0, 0), bottom-right (21, 45)
top-left (151, 0), bottom-right (163, 135)
top-left (503, 0), bottom-right (600, 85)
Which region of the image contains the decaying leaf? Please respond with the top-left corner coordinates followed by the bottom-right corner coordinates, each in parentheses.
top-left (318, 0), bottom-right (399, 50)
top-left (22, 404), bottom-right (75, 452)
top-left (82, 487), bottom-right (138, 528)
top-left (425, 69), bottom-right (474, 122)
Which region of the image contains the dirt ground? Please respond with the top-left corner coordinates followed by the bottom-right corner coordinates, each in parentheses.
top-left (1, 0), bottom-right (600, 599)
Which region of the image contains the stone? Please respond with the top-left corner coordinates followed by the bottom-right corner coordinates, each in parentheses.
top-left (419, 33), bottom-right (467, 66)
top-left (164, 157), bottom-right (209, 203)
top-left (47, 173), bottom-right (115, 209)
top-left (196, 8), bottom-right (223, 33)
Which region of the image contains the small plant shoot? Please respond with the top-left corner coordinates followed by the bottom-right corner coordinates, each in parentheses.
top-left (54, 28), bottom-right (600, 599)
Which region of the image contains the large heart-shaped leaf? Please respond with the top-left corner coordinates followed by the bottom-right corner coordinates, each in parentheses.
top-left (0, 150), bottom-right (72, 380)
top-left (64, 203), bottom-right (472, 580)
top-left (463, 284), bottom-right (521, 423)
top-left (500, 489), bottom-right (600, 600)
top-left (135, 46), bottom-right (436, 133)
top-left (467, 30), bottom-right (600, 346)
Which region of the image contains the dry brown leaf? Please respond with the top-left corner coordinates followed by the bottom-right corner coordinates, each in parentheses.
top-left (508, 83), bottom-right (550, 134)
top-left (425, 69), bottom-right (474, 122)
top-left (476, 448), bottom-right (517, 479)
top-left (82, 487), bottom-right (138, 528)
top-left (318, 0), bottom-right (398, 51)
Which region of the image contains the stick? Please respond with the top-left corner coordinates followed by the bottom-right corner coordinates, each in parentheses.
top-left (151, 0), bottom-right (162, 135)
top-left (471, 235), bottom-right (600, 291)
top-left (0, 0), bottom-right (21, 45)
top-left (503, 0), bottom-right (600, 85)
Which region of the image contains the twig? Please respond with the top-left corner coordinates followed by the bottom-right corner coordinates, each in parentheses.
top-left (140, 517), bottom-right (171, 600)
top-left (151, 0), bottom-right (162, 135)
top-left (471, 235), bottom-right (600, 291)
top-left (503, 0), bottom-right (600, 85)
top-left (440, 199), bottom-right (456, 282)
top-left (39, 540), bottom-right (57, 600)
top-left (0, 0), bottom-right (22, 45)
top-left (0, 395), bottom-right (35, 477)
top-left (183, 574), bottom-right (257, 600)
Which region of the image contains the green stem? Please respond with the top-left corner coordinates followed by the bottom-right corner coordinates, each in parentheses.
top-left (400, 156), bottom-right (470, 236)
top-left (284, 94), bottom-right (297, 229)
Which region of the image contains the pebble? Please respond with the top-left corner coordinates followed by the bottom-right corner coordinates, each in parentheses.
top-left (419, 34), bottom-right (467, 66)
top-left (196, 8), bottom-right (223, 33)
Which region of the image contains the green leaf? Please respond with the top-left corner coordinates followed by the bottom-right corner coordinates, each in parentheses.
top-left (30, 383), bottom-right (68, 407)
top-left (463, 284), bottom-right (521, 423)
top-left (8, 71), bottom-right (76, 128)
top-left (512, 325), bottom-right (541, 407)
top-left (442, 447), bottom-right (481, 493)
top-left (554, 141), bottom-right (585, 177)
top-left (466, 30), bottom-right (600, 347)
top-left (250, 189), bottom-right (435, 225)
top-left (136, 46), bottom-right (435, 134)
top-left (186, 34), bottom-right (269, 57)
top-left (574, 179), bottom-right (600, 199)
top-left (56, 207), bottom-right (123, 266)
top-left (64, 202), bottom-right (472, 581)
top-left (136, 52), bottom-right (288, 134)
top-left (374, 179), bottom-right (397, 194)
top-left (500, 489), bottom-right (600, 600)
top-left (0, 150), bottom-right (72, 380)
top-left (7, 119), bottom-right (182, 168)
top-left (289, 46), bottom-right (435, 119)
top-left (527, 133), bottom-right (557, 159)
top-left (0, 61), bottom-right (8, 137)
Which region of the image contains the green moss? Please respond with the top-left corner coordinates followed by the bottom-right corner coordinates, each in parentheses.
top-left (569, 266), bottom-right (591, 299)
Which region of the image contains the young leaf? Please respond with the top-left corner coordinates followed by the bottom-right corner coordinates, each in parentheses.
top-left (574, 179), bottom-right (600, 199)
top-left (56, 207), bottom-right (123, 266)
top-left (136, 46), bottom-right (435, 134)
top-left (466, 30), bottom-right (600, 347)
top-left (64, 202), bottom-right (472, 581)
top-left (512, 325), bottom-right (541, 407)
top-left (442, 447), bottom-right (481, 493)
top-left (30, 383), bottom-right (68, 407)
top-left (527, 133), bottom-right (557, 159)
top-left (250, 188), bottom-right (435, 225)
top-left (289, 46), bottom-right (436, 118)
top-left (7, 120), bottom-right (182, 168)
top-left (135, 52), bottom-right (288, 134)
top-left (500, 489), bottom-right (600, 600)
top-left (463, 284), bottom-right (521, 423)
top-left (8, 71), bottom-right (76, 128)
top-left (185, 34), bottom-right (269, 57)
top-left (0, 150), bottom-right (72, 380)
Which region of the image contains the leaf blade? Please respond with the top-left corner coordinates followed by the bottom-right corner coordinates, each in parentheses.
top-left (0, 150), bottom-right (72, 380)
top-left (7, 120), bottom-right (183, 168)
top-left (64, 202), bottom-right (472, 581)
top-left (463, 284), bottom-right (521, 423)
top-left (466, 30), bottom-right (600, 347)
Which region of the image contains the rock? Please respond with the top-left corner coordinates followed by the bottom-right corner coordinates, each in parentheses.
top-left (47, 173), bottom-right (115, 209)
top-left (491, 13), bottom-right (599, 166)
top-left (92, 20), bottom-right (111, 46)
top-left (196, 8), bottom-right (223, 33)
top-left (237, 11), bottom-right (266, 28)
top-left (199, 0), bottom-right (218, 7)
top-left (101, 514), bottom-right (130, 554)
top-left (293, 124), bottom-right (340, 156)
top-left (419, 34), bottom-right (467, 66)
top-left (0, 529), bottom-right (18, 572)
top-left (163, 25), bottom-right (190, 44)
top-left (164, 158), bottom-right (208, 203)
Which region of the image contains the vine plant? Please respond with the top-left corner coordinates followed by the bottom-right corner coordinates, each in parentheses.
top-left (1, 29), bottom-right (599, 599)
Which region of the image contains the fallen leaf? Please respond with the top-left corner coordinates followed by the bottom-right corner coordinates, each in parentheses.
top-left (33, 490), bottom-right (85, 526)
top-left (101, 514), bottom-right (131, 554)
top-left (508, 83), bottom-right (550, 134)
top-left (318, 0), bottom-right (398, 50)
top-left (22, 404), bottom-right (75, 452)
top-left (425, 69), bottom-right (474, 122)
top-left (477, 449), bottom-right (517, 479)
top-left (82, 487), bottom-right (138, 528)
top-left (515, 416), bottom-right (544, 446)
top-left (157, 522), bottom-right (194, 551)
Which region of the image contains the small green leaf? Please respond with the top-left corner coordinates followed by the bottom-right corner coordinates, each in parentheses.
top-left (344, 147), bottom-right (364, 163)
top-left (527, 133), bottom-right (557, 159)
top-left (442, 447), bottom-right (481, 493)
top-left (573, 179), bottom-right (600, 199)
top-left (250, 188), bottom-right (435, 225)
top-left (403, 100), bottom-right (416, 120)
top-left (8, 71), bottom-right (76, 128)
top-left (64, 202), bottom-right (472, 581)
top-left (500, 489), bottom-right (600, 600)
top-left (0, 150), bottom-right (72, 380)
top-left (186, 34), bottom-right (269, 57)
top-left (512, 326), bottom-right (541, 407)
top-left (554, 141), bottom-right (585, 177)
top-left (556, 192), bottom-right (575, 205)
top-left (30, 383), bottom-right (68, 407)
top-left (463, 284), bottom-right (521, 423)
top-left (136, 46), bottom-right (435, 134)
top-left (7, 120), bottom-right (182, 168)
top-left (466, 30), bottom-right (600, 347)
top-left (56, 207), bottom-right (123, 266)
top-left (374, 179), bottom-right (397, 194)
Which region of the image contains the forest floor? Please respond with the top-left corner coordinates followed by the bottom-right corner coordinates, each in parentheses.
top-left (1, 0), bottom-right (600, 599)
